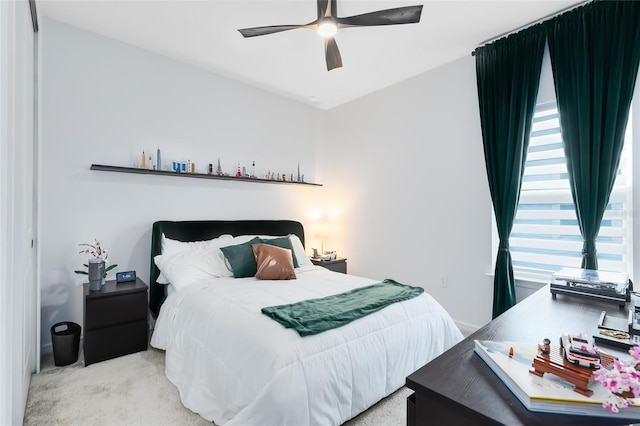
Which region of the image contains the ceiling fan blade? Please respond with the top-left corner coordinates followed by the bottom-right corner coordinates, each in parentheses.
top-left (238, 25), bottom-right (308, 38)
top-left (337, 5), bottom-right (423, 27)
top-left (324, 37), bottom-right (342, 71)
top-left (317, 0), bottom-right (328, 19)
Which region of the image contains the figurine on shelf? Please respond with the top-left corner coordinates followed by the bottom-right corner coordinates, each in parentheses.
top-left (251, 161), bottom-right (256, 178)
top-left (538, 338), bottom-right (551, 354)
top-left (236, 163), bottom-right (242, 177)
top-left (297, 162), bottom-right (301, 182)
top-left (216, 158), bottom-right (223, 176)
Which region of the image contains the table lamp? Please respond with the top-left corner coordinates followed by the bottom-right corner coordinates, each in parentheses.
top-left (315, 223), bottom-right (330, 255)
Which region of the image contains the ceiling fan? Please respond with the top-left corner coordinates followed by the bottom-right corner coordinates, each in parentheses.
top-left (238, 0), bottom-right (423, 71)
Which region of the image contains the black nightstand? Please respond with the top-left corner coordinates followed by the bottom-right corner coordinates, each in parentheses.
top-left (83, 277), bottom-right (148, 366)
top-left (311, 257), bottom-right (347, 274)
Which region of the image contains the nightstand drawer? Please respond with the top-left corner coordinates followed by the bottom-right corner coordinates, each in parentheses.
top-left (85, 291), bottom-right (147, 330)
top-left (84, 320), bottom-right (148, 366)
top-left (311, 258), bottom-right (347, 274)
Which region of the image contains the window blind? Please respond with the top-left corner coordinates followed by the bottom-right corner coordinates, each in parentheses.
top-left (510, 103), bottom-right (632, 274)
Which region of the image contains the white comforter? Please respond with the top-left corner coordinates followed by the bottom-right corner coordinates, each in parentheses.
top-left (151, 265), bottom-right (463, 425)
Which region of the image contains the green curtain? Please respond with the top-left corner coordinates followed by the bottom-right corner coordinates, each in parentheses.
top-left (476, 25), bottom-right (545, 318)
top-left (547, 1), bottom-right (640, 270)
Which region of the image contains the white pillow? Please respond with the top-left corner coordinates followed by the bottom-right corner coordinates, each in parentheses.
top-left (157, 233), bottom-right (233, 284)
top-left (161, 233), bottom-right (233, 255)
top-left (154, 246), bottom-right (233, 291)
top-left (220, 234), bottom-right (258, 246)
top-left (289, 234), bottom-right (312, 267)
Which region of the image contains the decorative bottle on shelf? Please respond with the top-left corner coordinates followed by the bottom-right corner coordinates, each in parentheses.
top-left (251, 161), bottom-right (255, 178)
top-left (141, 151), bottom-right (146, 169)
top-left (149, 155), bottom-right (152, 170)
top-left (216, 158), bottom-right (223, 176)
top-left (236, 164), bottom-right (242, 177)
top-left (156, 146), bottom-right (161, 170)
top-left (187, 160), bottom-right (192, 174)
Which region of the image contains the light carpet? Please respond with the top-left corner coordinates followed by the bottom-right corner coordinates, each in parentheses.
top-left (24, 346), bottom-right (411, 426)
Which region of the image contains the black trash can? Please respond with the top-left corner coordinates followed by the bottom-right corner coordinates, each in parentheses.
top-left (50, 322), bottom-right (81, 366)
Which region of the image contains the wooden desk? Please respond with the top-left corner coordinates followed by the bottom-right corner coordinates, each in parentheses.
top-left (406, 284), bottom-right (635, 426)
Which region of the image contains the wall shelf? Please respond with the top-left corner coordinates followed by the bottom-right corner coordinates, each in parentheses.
top-left (89, 164), bottom-right (322, 187)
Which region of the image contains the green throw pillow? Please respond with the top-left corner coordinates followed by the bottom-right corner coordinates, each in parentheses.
top-left (220, 237), bottom-right (261, 278)
top-left (259, 236), bottom-right (299, 268)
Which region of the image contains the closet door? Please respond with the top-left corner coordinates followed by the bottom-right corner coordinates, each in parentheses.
top-left (0, 0), bottom-right (38, 424)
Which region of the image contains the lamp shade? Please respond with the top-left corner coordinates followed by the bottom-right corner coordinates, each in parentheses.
top-left (314, 223), bottom-right (330, 238)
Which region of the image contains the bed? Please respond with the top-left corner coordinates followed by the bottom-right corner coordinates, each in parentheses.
top-left (149, 220), bottom-right (463, 425)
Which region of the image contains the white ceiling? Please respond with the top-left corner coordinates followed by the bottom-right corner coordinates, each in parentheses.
top-left (36, 0), bottom-right (582, 110)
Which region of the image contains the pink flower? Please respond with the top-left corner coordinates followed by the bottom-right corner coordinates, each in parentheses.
top-left (595, 344), bottom-right (640, 414)
top-left (78, 239), bottom-right (110, 261)
top-left (630, 346), bottom-right (640, 361)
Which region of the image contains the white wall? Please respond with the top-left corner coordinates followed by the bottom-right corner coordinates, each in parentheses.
top-left (40, 17), bottom-right (499, 355)
top-left (39, 18), bottom-right (325, 350)
top-left (319, 56), bottom-right (494, 331)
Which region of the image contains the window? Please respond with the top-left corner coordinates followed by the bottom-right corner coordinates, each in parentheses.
top-left (508, 102), bottom-right (632, 276)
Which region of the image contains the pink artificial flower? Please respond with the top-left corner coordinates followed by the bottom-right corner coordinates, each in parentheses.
top-left (630, 346), bottom-right (640, 361)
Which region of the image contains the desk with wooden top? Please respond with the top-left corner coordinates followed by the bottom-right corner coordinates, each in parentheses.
top-left (406, 284), bottom-right (635, 426)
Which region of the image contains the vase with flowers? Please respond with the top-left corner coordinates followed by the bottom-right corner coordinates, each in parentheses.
top-left (74, 239), bottom-right (117, 290)
top-left (594, 344), bottom-right (640, 414)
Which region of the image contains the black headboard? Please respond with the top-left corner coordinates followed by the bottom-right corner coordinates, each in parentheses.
top-left (150, 220), bottom-right (305, 317)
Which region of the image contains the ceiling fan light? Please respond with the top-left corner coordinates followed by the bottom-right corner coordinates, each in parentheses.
top-left (318, 21), bottom-right (337, 37)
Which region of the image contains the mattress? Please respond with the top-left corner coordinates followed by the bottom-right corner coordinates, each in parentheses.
top-left (150, 264), bottom-right (463, 425)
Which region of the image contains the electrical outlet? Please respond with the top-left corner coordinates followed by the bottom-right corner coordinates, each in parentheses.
top-left (440, 276), bottom-right (449, 288)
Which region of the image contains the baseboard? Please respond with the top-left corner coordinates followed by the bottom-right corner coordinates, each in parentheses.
top-left (455, 320), bottom-right (480, 336)
top-left (41, 342), bottom-right (53, 355)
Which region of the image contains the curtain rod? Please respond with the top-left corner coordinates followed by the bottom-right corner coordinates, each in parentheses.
top-left (471, 0), bottom-right (590, 56)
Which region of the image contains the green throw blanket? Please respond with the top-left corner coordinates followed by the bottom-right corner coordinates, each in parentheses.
top-left (261, 279), bottom-right (424, 336)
